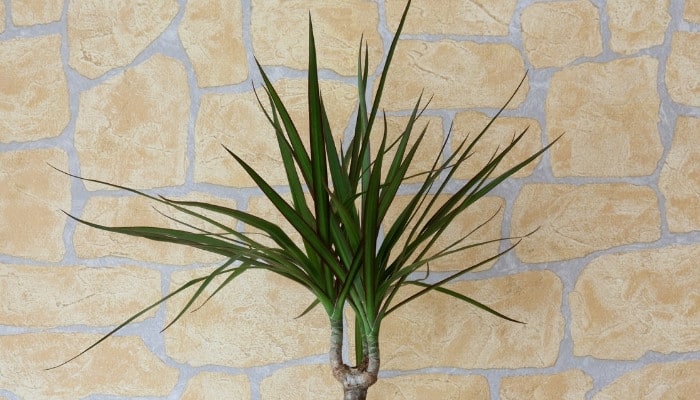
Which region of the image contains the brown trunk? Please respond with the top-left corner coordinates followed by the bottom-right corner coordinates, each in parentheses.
top-left (344, 386), bottom-right (369, 400)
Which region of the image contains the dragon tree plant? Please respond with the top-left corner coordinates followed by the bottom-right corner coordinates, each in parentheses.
top-left (51, 1), bottom-right (558, 398)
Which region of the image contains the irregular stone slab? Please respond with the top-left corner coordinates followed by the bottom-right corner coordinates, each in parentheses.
top-left (685, 0), bottom-right (700, 22)
top-left (0, 333), bottom-right (179, 400)
top-left (386, 0), bottom-right (516, 36)
top-left (372, 374), bottom-right (490, 400)
top-left (511, 184), bottom-right (660, 263)
top-left (501, 370), bottom-right (593, 400)
top-left (452, 112), bottom-right (542, 179)
top-left (660, 116), bottom-right (700, 233)
top-left (10, 0), bottom-right (64, 26)
top-left (570, 244), bottom-right (700, 359)
top-left (0, 35), bottom-right (70, 142)
top-left (0, 149), bottom-right (70, 262)
top-left (383, 195), bottom-right (505, 272)
top-left (74, 192), bottom-right (234, 265)
top-left (546, 57), bottom-right (662, 177)
top-left (0, 3), bottom-right (5, 32)
top-left (182, 372), bottom-right (250, 400)
top-left (379, 40), bottom-right (527, 110)
top-left (260, 364), bottom-right (338, 400)
top-left (74, 54), bottom-right (189, 190)
top-left (251, 0), bottom-right (381, 76)
top-left (666, 32), bottom-right (700, 106)
top-left (379, 271), bottom-right (563, 369)
top-left (67, 0), bottom-right (178, 78)
top-left (164, 269), bottom-right (328, 368)
top-left (607, 0), bottom-right (670, 54)
top-left (0, 264), bottom-right (160, 327)
top-left (179, 0), bottom-right (247, 87)
top-left (520, 0), bottom-right (602, 68)
top-left (592, 361), bottom-right (700, 400)
top-left (195, 79), bottom-right (354, 187)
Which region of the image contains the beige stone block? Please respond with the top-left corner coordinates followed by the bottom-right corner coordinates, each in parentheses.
top-left (501, 370), bottom-right (593, 400)
top-left (260, 364), bottom-right (338, 400)
top-left (75, 54), bottom-right (189, 190)
top-left (372, 374), bottom-right (490, 399)
top-left (452, 112), bottom-right (542, 179)
top-left (383, 195), bottom-right (505, 272)
top-left (182, 372), bottom-right (251, 400)
top-left (685, 0), bottom-right (700, 22)
top-left (372, 115), bottom-right (444, 184)
top-left (520, 0), bottom-right (602, 68)
top-left (666, 32), bottom-right (700, 106)
top-left (380, 270), bottom-right (564, 369)
top-left (607, 0), bottom-right (670, 54)
top-left (251, 0), bottom-right (382, 76)
top-left (546, 57), bottom-right (662, 177)
top-left (570, 244), bottom-right (700, 360)
top-left (0, 333), bottom-right (179, 400)
top-left (0, 3), bottom-right (5, 32)
top-left (0, 149), bottom-right (70, 262)
top-left (67, 0), bottom-right (178, 78)
top-left (592, 361), bottom-right (700, 400)
top-left (660, 117), bottom-right (700, 233)
top-left (74, 192), bottom-right (235, 265)
top-left (10, 0), bottom-right (63, 25)
top-left (179, 0), bottom-right (247, 87)
top-left (511, 184), bottom-right (661, 263)
top-left (0, 264), bottom-right (160, 327)
top-left (386, 0), bottom-right (516, 36)
top-left (379, 40), bottom-right (527, 110)
top-left (195, 79), bottom-right (353, 187)
top-left (164, 269), bottom-right (328, 367)
top-left (0, 35), bottom-right (70, 142)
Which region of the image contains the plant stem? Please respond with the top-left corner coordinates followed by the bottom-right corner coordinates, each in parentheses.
top-left (329, 317), bottom-right (380, 399)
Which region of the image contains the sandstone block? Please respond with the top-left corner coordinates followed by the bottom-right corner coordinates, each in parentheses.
top-left (74, 54), bottom-right (189, 190)
top-left (570, 244), bottom-right (700, 360)
top-left (666, 32), bottom-right (700, 106)
top-left (659, 116), bottom-right (700, 233)
top-left (74, 192), bottom-right (235, 265)
top-left (182, 372), bottom-right (250, 400)
top-left (0, 333), bottom-right (179, 400)
top-left (0, 149), bottom-right (70, 262)
top-left (0, 3), bottom-right (5, 32)
top-left (67, 0), bottom-right (179, 78)
top-left (521, 0), bottom-right (602, 68)
top-left (501, 370), bottom-right (593, 400)
top-left (379, 40), bottom-right (526, 110)
top-left (10, 0), bottom-right (63, 26)
top-left (379, 271), bottom-right (563, 369)
top-left (386, 0), bottom-right (516, 36)
top-left (179, 0), bottom-right (247, 87)
top-left (164, 269), bottom-right (328, 368)
top-left (685, 0), bottom-right (700, 22)
top-left (452, 112), bottom-right (542, 179)
top-left (260, 364), bottom-right (338, 400)
top-left (0, 264), bottom-right (160, 327)
top-left (372, 115), bottom-right (444, 183)
top-left (546, 57), bottom-right (662, 177)
top-left (511, 184), bottom-right (660, 263)
top-left (0, 35), bottom-right (70, 142)
top-left (372, 374), bottom-right (490, 399)
top-left (607, 0), bottom-right (670, 54)
top-left (251, 0), bottom-right (381, 76)
top-left (195, 79), bottom-right (353, 187)
top-left (383, 195), bottom-right (505, 272)
top-left (592, 361), bottom-right (700, 400)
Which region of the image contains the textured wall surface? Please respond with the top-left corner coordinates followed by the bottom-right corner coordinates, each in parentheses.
top-left (1, 1), bottom-right (699, 399)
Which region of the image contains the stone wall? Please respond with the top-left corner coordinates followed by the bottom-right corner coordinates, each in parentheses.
top-left (1, 1), bottom-right (698, 399)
